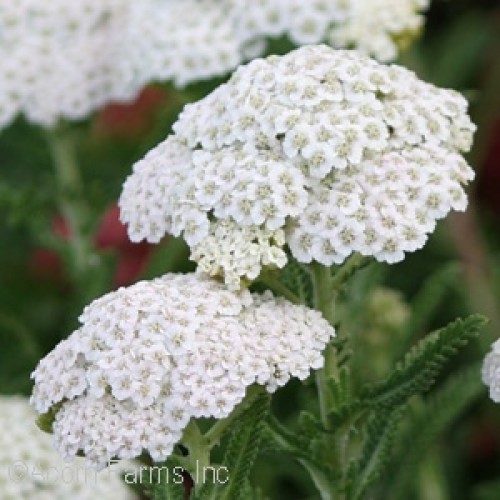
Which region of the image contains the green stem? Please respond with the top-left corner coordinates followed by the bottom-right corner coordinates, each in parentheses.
top-left (310, 255), bottom-right (367, 429)
top-left (172, 386), bottom-right (267, 488)
top-left (330, 253), bottom-right (368, 292)
top-left (311, 263), bottom-right (338, 429)
top-left (45, 127), bottom-right (92, 288)
top-left (256, 272), bottom-right (302, 304)
top-left (181, 421), bottom-right (211, 474)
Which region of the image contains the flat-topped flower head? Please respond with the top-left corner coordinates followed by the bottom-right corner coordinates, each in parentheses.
top-left (234, 0), bottom-right (429, 62)
top-left (0, 1), bottom-right (429, 131)
top-left (482, 339), bottom-right (500, 403)
top-left (0, 0), bottom-right (241, 129)
top-left (120, 45), bottom-right (475, 288)
top-left (30, 273), bottom-right (334, 469)
top-left (0, 395), bottom-right (137, 500)
top-left (329, 0), bottom-right (430, 62)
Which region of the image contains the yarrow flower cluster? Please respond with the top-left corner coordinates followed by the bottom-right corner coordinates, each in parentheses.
top-left (0, 0), bottom-right (428, 130)
top-left (0, 0), bottom-right (240, 129)
top-left (30, 273), bottom-right (334, 469)
top-left (120, 45), bottom-right (475, 288)
top-left (234, 0), bottom-right (429, 62)
top-left (482, 340), bottom-right (500, 403)
top-left (329, 0), bottom-right (430, 62)
top-left (0, 396), bottom-right (136, 500)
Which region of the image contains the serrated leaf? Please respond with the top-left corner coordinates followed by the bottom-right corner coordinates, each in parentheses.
top-left (396, 263), bottom-right (460, 359)
top-left (139, 460), bottom-right (186, 500)
top-left (195, 394), bottom-right (270, 500)
top-left (363, 315), bottom-right (487, 409)
top-left (383, 363), bottom-right (486, 499)
top-left (346, 406), bottom-right (405, 500)
top-left (279, 257), bottom-right (314, 306)
top-left (297, 411), bottom-right (322, 442)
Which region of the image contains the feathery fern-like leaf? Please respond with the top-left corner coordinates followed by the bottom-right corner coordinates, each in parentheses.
top-left (141, 462), bottom-right (185, 500)
top-left (346, 405), bottom-right (406, 500)
top-left (195, 393), bottom-right (270, 500)
top-left (279, 257), bottom-right (314, 306)
top-left (396, 263), bottom-right (460, 358)
top-left (383, 362), bottom-right (486, 499)
top-left (362, 314), bottom-right (486, 409)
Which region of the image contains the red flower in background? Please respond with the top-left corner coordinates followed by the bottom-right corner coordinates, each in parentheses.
top-left (478, 119), bottom-right (500, 216)
top-left (94, 204), bottom-right (153, 287)
top-left (32, 205), bottom-right (153, 288)
top-left (32, 86), bottom-right (171, 286)
top-left (93, 86), bottom-right (168, 139)
top-left (30, 216), bottom-right (71, 282)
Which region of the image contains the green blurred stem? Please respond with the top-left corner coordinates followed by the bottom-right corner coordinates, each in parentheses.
top-left (45, 128), bottom-right (90, 281)
top-left (417, 448), bottom-right (448, 500)
top-left (310, 255), bottom-right (367, 429)
top-left (448, 207), bottom-right (500, 347)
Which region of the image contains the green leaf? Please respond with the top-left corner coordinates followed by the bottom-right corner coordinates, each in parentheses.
top-left (362, 315), bottom-right (487, 409)
top-left (297, 411), bottom-right (323, 443)
top-left (195, 394), bottom-right (270, 500)
top-left (346, 406), bottom-right (405, 500)
top-left (149, 479), bottom-right (185, 500)
top-left (279, 257), bottom-right (314, 306)
top-left (383, 363), bottom-right (486, 499)
top-left (139, 461), bottom-right (185, 500)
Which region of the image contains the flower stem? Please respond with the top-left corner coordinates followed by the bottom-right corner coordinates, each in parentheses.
top-left (256, 272), bottom-right (302, 304)
top-left (310, 255), bottom-right (367, 429)
top-left (181, 421), bottom-right (211, 473)
top-left (45, 127), bottom-right (93, 291)
top-left (311, 263), bottom-right (338, 429)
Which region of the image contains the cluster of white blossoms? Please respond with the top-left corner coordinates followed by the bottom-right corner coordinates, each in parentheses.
top-left (1, 0), bottom-right (128, 128)
top-left (120, 45), bottom-right (475, 288)
top-left (234, 0), bottom-right (429, 62)
top-left (0, 0), bottom-right (428, 131)
top-left (329, 0), bottom-right (430, 62)
top-left (30, 274), bottom-right (334, 469)
top-left (0, 396), bottom-right (136, 500)
top-left (0, 0), bottom-right (240, 129)
top-left (482, 340), bottom-right (500, 403)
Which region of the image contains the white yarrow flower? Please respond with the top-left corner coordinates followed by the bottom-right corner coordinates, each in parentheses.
top-left (0, 395), bottom-right (137, 500)
top-left (0, 0), bottom-right (429, 131)
top-left (120, 45), bottom-right (475, 288)
top-left (482, 339), bottom-right (500, 403)
top-left (30, 273), bottom-right (335, 469)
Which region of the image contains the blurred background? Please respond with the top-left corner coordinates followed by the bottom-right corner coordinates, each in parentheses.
top-left (0, 0), bottom-right (499, 498)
